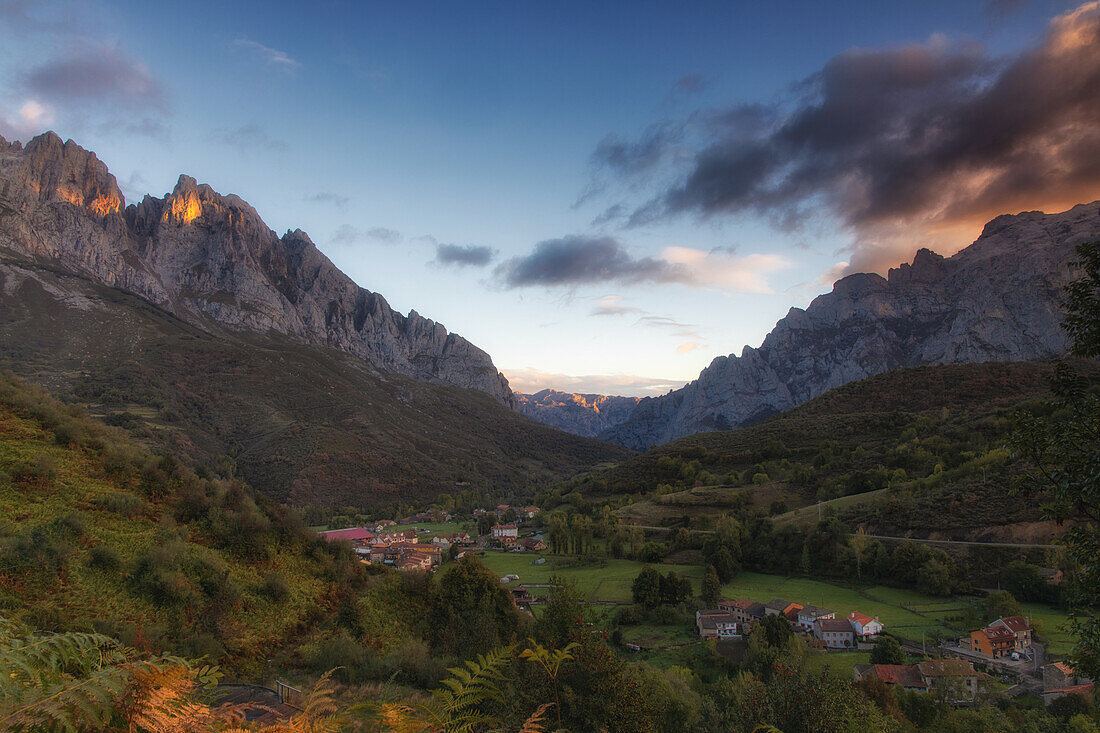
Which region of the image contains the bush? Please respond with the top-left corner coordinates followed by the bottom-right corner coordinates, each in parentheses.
top-left (98, 492), bottom-right (144, 516)
top-left (258, 571), bottom-right (290, 603)
top-left (12, 455), bottom-right (58, 484)
top-left (87, 545), bottom-right (120, 571)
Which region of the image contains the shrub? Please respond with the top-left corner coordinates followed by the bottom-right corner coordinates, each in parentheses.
top-left (98, 492), bottom-right (144, 516)
top-left (258, 571), bottom-right (290, 603)
top-left (87, 545), bottom-right (120, 571)
top-left (12, 455), bottom-right (58, 484)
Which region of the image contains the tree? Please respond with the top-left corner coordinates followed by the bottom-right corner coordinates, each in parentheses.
top-left (984, 590), bottom-right (1023, 621)
top-left (849, 526), bottom-right (873, 582)
top-left (711, 546), bottom-right (740, 582)
top-left (430, 556), bottom-right (526, 659)
top-left (702, 565), bottom-right (721, 607)
top-left (632, 566), bottom-right (662, 608)
top-left (659, 571), bottom-right (691, 606)
top-left (869, 635), bottom-right (906, 665)
top-left (1012, 241), bottom-right (1100, 679)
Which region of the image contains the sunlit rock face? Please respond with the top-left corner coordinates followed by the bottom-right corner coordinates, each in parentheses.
top-left (0, 132), bottom-right (513, 405)
top-left (598, 202), bottom-right (1100, 450)
top-left (515, 390), bottom-right (641, 438)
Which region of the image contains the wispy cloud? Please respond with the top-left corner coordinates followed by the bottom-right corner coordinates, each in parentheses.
top-left (304, 192), bottom-right (350, 211)
top-left (590, 295), bottom-right (644, 316)
top-left (433, 243), bottom-right (495, 267)
top-left (502, 367), bottom-right (685, 398)
top-left (331, 225), bottom-right (403, 246)
top-left (211, 123), bottom-right (287, 152)
top-left (0, 99), bottom-right (54, 140)
top-left (233, 38), bottom-right (300, 69)
top-left (24, 43), bottom-right (165, 111)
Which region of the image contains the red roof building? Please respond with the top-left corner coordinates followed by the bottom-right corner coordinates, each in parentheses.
top-left (318, 527), bottom-right (375, 544)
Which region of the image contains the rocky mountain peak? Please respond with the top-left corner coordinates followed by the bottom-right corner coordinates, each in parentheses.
top-left (0, 132), bottom-right (513, 405)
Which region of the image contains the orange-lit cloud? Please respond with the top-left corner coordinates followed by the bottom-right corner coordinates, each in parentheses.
top-left (593, 2), bottom-right (1100, 276)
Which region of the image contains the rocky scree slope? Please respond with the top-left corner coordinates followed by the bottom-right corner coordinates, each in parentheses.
top-left (0, 131), bottom-right (512, 404)
top-left (595, 202), bottom-right (1100, 450)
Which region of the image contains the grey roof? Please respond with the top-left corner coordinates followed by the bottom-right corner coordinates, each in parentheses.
top-left (698, 614), bottom-right (738, 630)
top-left (765, 598), bottom-right (793, 611)
top-left (746, 602), bottom-right (767, 617)
top-left (799, 605), bottom-right (834, 618)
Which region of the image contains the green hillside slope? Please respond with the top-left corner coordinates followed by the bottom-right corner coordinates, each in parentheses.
top-left (0, 373), bottom-right (360, 672)
top-left (577, 361), bottom-right (1099, 540)
top-left (0, 260), bottom-right (631, 508)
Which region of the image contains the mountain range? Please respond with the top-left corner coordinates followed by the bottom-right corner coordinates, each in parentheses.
top-left (0, 132), bottom-right (629, 506)
top-left (524, 203), bottom-right (1100, 450)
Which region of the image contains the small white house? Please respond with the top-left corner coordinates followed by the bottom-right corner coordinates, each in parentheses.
top-left (848, 612), bottom-right (884, 638)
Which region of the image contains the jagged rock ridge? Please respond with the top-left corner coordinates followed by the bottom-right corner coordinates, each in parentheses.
top-left (596, 202), bottom-right (1100, 450)
top-left (0, 132), bottom-right (512, 404)
top-left (514, 390), bottom-right (641, 438)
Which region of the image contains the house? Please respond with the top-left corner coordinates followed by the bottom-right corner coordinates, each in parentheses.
top-left (848, 611), bottom-right (884, 639)
top-left (522, 506), bottom-right (541, 519)
top-left (969, 626), bottom-right (1015, 658)
top-left (449, 532), bottom-right (472, 545)
top-left (317, 527), bottom-right (375, 545)
top-left (431, 536), bottom-right (452, 549)
top-left (989, 615), bottom-right (1033, 650)
top-left (783, 603), bottom-right (804, 623)
top-left (521, 537), bottom-right (547, 552)
top-left (917, 660), bottom-right (980, 703)
top-left (491, 524), bottom-right (519, 545)
top-left (1042, 662), bottom-right (1094, 705)
top-left (396, 552), bottom-right (433, 572)
top-left (856, 661), bottom-right (979, 702)
top-left (719, 599), bottom-right (766, 625)
top-left (1037, 567), bottom-right (1064, 585)
top-left (496, 504), bottom-right (511, 513)
top-left (511, 585), bottom-right (534, 608)
top-left (373, 520), bottom-right (396, 532)
top-left (797, 606), bottom-right (835, 632)
top-left (814, 618), bottom-right (856, 649)
top-left (696, 610), bottom-right (741, 640)
top-left (473, 509), bottom-right (488, 517)
top-left (853, 664), bottom-right (928, 692)
top-left (764, 598), bottom-right (798, 617)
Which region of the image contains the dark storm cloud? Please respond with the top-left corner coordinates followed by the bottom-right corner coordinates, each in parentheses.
top-left (598, 3), bottom-right (1100, 271)
top-left (25, 45), bottom-right (165, 110)
top-left (494, 235), bottom-right (687, 288)
top-left (434, 243), bottom-right (495, 267)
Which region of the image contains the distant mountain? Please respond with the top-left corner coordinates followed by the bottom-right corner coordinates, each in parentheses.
top-left (0, 132), bottom-right (631, 505)
top-left (514, 390), bottom-right (641, 438)
top-left (594, 202), bottom-right (1099, 450)
top-left (0, 131), bottom-right (512, 404)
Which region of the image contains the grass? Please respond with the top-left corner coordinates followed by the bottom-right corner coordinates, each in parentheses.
top-left (1021, 602), bottom-right (1076, 655)
top-left (388, 521), bottom-right (475, 539)
top-left (475, 552), bottom-right (704, 603)
top-left (807, 651), bottom-right (871, 677)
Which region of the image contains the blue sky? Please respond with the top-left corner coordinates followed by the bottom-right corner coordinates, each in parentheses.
top-left (2, 0), bottom-right (1096, 395)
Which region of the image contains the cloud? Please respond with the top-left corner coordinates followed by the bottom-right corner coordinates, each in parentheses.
top-left (211, 123), bottom-right (287, 152)
top-left (502, 367), bottom-right (685, 398)
top-left (331, 224), bottom-right (403, 246)
top-left (24, 44), bottom-right (165, 110)
top-left (304, 192), bottom-right (350, 210)
top-left (0, 99), bottom-right (54, 140)
top-left (984, 0), bottom-right (1030, 19)
top-left (495, 234), bottom-right (789, 292)
top-left (0, 0), bottom-right (79, 34)
top-left (677, 341), bottom-right (705, 353)
top-left (595, 2), bottom-right (1100, 274)
top-left (494, 235), bottom-right (687, 288)
top-left (590, 295), bottom-right (644, 316)
top-left (635, 315), bottom-right (699, 339)
top-left (433, 243), bottom-right (495, 267)
top-left (233, 39), bottom-right (300, 69)
top-left (672, 74), bottom-right (707, 96)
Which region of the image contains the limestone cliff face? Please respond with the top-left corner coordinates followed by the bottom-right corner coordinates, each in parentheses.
top-left (0, 132), bottom-right (512, 404)
top-left (514, 390), bottom-right (640, 438)
top-left (598, 202), bottom-right (1100, 450)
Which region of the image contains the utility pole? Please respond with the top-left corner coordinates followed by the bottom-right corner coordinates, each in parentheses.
top-left (818, 500), bottom-right (822, 522)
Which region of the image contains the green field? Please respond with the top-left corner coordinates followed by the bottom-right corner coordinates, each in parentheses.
top-left (476, 552), bottom-right (705, 603)
top-left (720, 572), bottom-right (962, 641)
top-left (389, 521), bottom-right (475, 539)
top-left (1022, 602), bottom-right (1075, 655)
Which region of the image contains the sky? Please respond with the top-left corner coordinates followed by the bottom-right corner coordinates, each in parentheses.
top-left (2, 0), bottom-right (1099, 396)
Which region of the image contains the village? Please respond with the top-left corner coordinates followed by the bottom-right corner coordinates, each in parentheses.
top-left (314, 507), bottom-right (1091, 711)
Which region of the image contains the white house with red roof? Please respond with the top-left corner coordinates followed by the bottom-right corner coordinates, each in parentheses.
top-left (848, 611), bottom-right (884, 639)
top-left (990, 615), bottom-right (1034, 650)
top-left (491, 523), bottom-right (518, 545)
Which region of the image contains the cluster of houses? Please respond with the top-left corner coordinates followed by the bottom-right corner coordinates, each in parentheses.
top-left (316, 525), bottom-right (474, 571)
top-left (696, 597), bottom-right (883, 649)
top-left (474, 504), bottom-right (541, 520)
top-left (854, 660), bottom-right (981, 703)
top-left (488, 523), bottom-right (547, 551)
top-left (967, 615), bottom-right (1033, 658)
